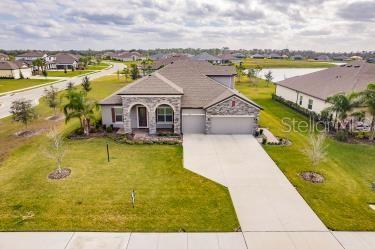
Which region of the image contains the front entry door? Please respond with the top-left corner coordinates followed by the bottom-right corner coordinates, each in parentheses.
top-left (137, 107), bottom-right (148, 127)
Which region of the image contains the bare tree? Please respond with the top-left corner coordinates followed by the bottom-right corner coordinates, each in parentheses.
top-left (45, 127), bottom-right (66, 174)
top-left (302, 133), bottom-right (328, 168)
top-left (264, 71), bottom-right (273, 87)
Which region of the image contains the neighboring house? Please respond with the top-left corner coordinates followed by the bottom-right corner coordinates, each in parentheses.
top-left (268, 53), bottom-right (282, 59)
top-left (367, 58), bottom-right (375, 63)
top-left (0, 61), bottom-right (32, 79)
top-left (150, 55), bottom-right (190, 71)
top-left (191, 52), bottom-right (221, 64)
top-left (333, 55), bottom-right (350, 61)
top-left (0, 53), bottom-right (9, 61)
top-left (251, 54), bottom-right (265, 59)
top-left (100, 60), bottom-right (261, 135)
top-left (54, 53), bottom-right (79, 70)
top-left (315, 55), bottom-right (330, 61)
top-left (218, 53), bottom-right (242, 64)
top-left (275, 62), bottom-right (375, 114)
top-left (291, 55), bottom-right (304, 60)
top-left (113, 51), bottom-right (142, 61)
top-left (15, 51), bottom-right (55, 69)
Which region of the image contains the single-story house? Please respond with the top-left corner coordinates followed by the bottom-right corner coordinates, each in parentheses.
top-left (113, 51), bottom-right (142, 61)
top-left (0, 61), bottom-right (32, 79)
top-left (251, 54), bottom-right (265, 59)
top-left (218, 53), bottom-right (237, 64)
top-left (314, 55), bottom-right (330, 61)
top-left (100, 60), bottom-right (261, 135)
top-left (53, 53), bottom-right (79, 70)
top-left (191, 52), bottom-right (221, 64)
top-left (291, 55), bottom-right (304, 60)
top-left (275, 62), bottom-right (375, 114)
top-left (0, 53), bottom-right (9, 61)
top-left (268, 53), bottom-right (282, 59)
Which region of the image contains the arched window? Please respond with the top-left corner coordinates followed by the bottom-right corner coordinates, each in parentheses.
top-left (156, 105), bottom-right (173, 123)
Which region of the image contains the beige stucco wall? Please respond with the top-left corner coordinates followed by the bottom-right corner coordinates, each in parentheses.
top-left (0, 69), bottom-right (14, 78)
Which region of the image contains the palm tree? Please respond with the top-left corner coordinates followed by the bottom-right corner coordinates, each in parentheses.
top-left (62, 90), bottom-right (98, 136)
top-left (235, 62), bottom-right (244, 83)
top-left (359, 83), bottom-right (375, 140)
top-left (324, 92), bottom-right (360, 131)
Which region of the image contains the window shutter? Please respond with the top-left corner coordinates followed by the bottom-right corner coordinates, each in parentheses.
top-left (111, 108), bottom-right (115, 122)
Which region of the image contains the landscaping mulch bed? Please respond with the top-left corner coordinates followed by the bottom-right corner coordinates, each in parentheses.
top-left (45, 114), bottom-right (64, 121)
top-left (300, 171), bottom-right (325, 183)
top-left (48, 168), bottom-right (71, 180)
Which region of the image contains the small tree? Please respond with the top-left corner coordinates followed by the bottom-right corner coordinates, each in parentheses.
top-left (246, 68), bottom-right (255, 83)
top-left (235, 62), bottom-right (245, 83)
top-left (81, 76), bottom-right (91, 93)
top-left (42, 70), bottom-right (48, 78)
top-left (265, 71), bottom-right (273, 87)
top-left (302, 133), bottom-right (328, 168)
top-left (44, 86), bottom-right (59, 114)
top-left (117, 69), bottom-right (120, 80)
top-left (45, 127), bottom-right (66, 174)
top-left (64, 66), bottom-right (67, 74)
top-left (123, 68), bottom-right (130, 82)
top-left (10, 99), bottom-right (36, 129)
top-left (359, 83), bottom-right (375, 140)
top-left (130, 64), bottom-right (140, 80)
top-left (66, 81), bottom-right (74, 90)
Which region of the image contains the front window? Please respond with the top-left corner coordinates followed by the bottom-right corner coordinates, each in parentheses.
top-left (308, 99), bottom-right (313, 110)
top-left (157, 105), bottom-right (173, 123)
top-left (114, 108), bottom-right (123, 122)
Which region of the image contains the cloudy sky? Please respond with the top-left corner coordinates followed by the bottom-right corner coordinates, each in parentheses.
top-left (1, 0), bottom-right (374, 52)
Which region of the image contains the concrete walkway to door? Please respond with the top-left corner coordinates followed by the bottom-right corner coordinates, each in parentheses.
top-left (183, 134), bottom-right (343, 248)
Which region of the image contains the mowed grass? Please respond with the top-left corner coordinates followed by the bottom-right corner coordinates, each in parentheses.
top-left (87, 63), bottom-right (110, 70)
top-left (47, 70), bottom-right (94, 77)
top-left (0, 75), bottom-right (239, 231)
top-left (240, 58), bottom-right (335, 68)
top-left (0, 79), bottom-right (55, 93)
top-left (236, 78), bottom-right (375, 231)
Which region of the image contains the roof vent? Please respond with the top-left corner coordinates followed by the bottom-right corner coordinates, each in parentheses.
top-left (340, 64), bottom-right (346, 67)
top-left (354, 65), bottom-right (360, 68)
top-left (346, 65), bottom-right (352, 67)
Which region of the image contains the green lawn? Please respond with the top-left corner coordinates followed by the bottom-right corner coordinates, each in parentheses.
top-left (0, 75), bottom-right (238, 231)
top-left (0, 79), bottom-right (55, 94)
top-left (236, 78), bottom-right (375, 231)
top-left (87, 63), bottom-right (110, 70)
top-left (240, 58), bottom-right (335, 68)
top-left (47, 70), bottom-right (94, 77)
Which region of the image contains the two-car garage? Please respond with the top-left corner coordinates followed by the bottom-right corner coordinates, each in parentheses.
top-left (181, 109), bottom-right (257, 135)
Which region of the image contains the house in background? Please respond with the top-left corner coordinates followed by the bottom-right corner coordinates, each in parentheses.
top-left (15, 51), bottom-right (55, 69)
top-left (0, 61), bottom-right (32, 79)
top-left (0, 53), bottom-right (9, 61)
top-left (100, 60), bottom-right (261, 135)
top-left (251, 54), bottom-right (266, 59)
top-left (112, 51), bottom-right (142, 61)
top-left (268, 53), bottom-right (283, 59)
top-left (275, 62), bottom-right (375, 114)
top-left (315, 55), bottom-right (330, 61)
top-left (191, 52), bottom-right (221, 64)
top-left (53, 53), bottom-right (79, 70)
top-left (291, 55), bottom-right (304, 60)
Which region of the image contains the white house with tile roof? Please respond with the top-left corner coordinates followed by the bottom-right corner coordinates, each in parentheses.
top-left (100, 60), bottom-right (261, 135)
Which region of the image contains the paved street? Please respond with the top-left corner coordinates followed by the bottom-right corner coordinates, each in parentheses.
top-left (0, 62), bottom-right (124, 119)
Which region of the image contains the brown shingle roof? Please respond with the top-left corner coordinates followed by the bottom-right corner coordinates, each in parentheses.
top-left (17, 51), bottom-right (45, 57)
top-left (276, 61), bottom-right (375, 100)
top-left (0, 61), bottom-right (29, 70)
top-left (100, 60), bottom-right (259, 109)
top-left (55, 53), bottom-right (79, 64)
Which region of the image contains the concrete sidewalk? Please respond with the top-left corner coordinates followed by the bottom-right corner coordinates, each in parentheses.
top-left (1, 232), bottom-right (374, 249)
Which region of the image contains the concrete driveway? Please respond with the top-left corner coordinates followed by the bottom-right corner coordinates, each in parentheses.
top-left (183, 134), bottom-right (326, 232)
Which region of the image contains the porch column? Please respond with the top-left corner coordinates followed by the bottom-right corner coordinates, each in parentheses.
top-left (174, 109), bottom-right (181, 134)
top-left (149, 109), bottom-right (157, 135)
top-left (123, 107), bottom-right (132, 134)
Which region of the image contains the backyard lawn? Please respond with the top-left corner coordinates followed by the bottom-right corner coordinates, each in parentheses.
top-left (236, 78), bottom-right (375, 231)
top-left (240, 58), bottom-right (335, 68)
top-left (47, 70), bottom-right (94, 77)
top-left (0, 75), bottom-right (238, 231)
top-left (87, 63), bottom-right (110, 70)
top-left (0, 79), bottom-right (55, 94)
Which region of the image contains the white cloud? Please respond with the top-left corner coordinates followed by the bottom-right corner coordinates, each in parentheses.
top-left (0, 0), bottom-right (373, 51)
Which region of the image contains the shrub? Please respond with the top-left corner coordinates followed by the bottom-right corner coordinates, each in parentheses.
top-left (254, 130), bottom-right (260, 137)
top-left (106, 125), bottom-right (113, 133)
top-left (262, 137), bottom-right (267, 145)
top-left (259, 128), bottom-right (264, 135)
top-left (335, 130), bottom-right (349, 142)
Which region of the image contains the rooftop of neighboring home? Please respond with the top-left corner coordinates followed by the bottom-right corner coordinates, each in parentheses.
top-left (55, 53), bottom-right (80, 64)
top-left (150, 54), bottom-right (191, 70)
top-left (191, 52), bottom-right (221, 62)
top-left (218, 53), bottom-right (236, 61)
top-left (0, 61), bottom-right (30, 70)
top-left (0, 53), bottom-right (9, 60)
top-left (114, 51), bottom-right (142, 58)
top-left (16, 51), bottom-right (46, 58)
top-left (276, 61), bottom-right (375, 100)
top-left (100, 60), bottom-right (259, 109)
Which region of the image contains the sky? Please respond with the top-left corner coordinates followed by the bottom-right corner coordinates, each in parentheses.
top-left (0, 0), bottom-right (374, 52)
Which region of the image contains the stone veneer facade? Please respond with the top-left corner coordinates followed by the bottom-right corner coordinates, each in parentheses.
top-left (205, 96), bottom-right (260, 134)
top-left (121, 95), bottom-right (182, 134)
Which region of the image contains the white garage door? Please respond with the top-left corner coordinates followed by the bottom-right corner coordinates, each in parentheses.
top-left (182, 114), bottom-right (206, 134)
top-left (210, 116), bottom-right (255, 134)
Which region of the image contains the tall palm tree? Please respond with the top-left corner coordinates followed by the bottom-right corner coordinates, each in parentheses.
top-left (359, 83), bottom-right (375, 140)
top-left (63, 90), bottom-right (98, 136)
top-left (324, 92), bottom-right (360, 131)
